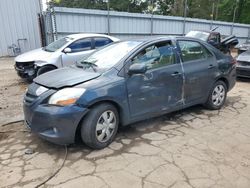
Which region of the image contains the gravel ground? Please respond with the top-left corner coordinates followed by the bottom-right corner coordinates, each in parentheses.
top-left (0, 57), bottom-right (250, 188)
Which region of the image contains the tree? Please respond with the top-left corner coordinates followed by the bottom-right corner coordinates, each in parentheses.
top-left (52, 0), bottom-right (250, 24)
top-left (53, 0), bottom-right (149, 13)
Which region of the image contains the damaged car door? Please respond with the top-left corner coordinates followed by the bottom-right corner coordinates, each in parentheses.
top-left (125, 41), bottom-right (184, 119)
top-left (177, 40), bottom-right (217, 104)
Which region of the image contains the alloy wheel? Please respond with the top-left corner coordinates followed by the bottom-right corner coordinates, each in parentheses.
top-left (95, 110), bottom-right (117, 143)
top-left (212, 85), bottom-right (225, 106)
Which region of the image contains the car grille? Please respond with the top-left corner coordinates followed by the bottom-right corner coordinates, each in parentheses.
top-left (16, 61), bottom-right (34, 69)
top-left (237, 61), bottom-right (250, 66)
top-left (237, 69), bottom-right (250, 77)
top-left (24, 92), bottom-right (38, 104)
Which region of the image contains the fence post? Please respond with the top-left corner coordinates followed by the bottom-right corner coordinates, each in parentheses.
top-left (182, 19), bottom-right (186, 35)
top-left (230, 23), bottom-right (234, 35)
top-left (107, 1), bottom-right (110, 35)
top-left (248, 27), bottom-right (250, 40)
top-left (51, 5), bottom-right (58, 40)
top-left (150, 14), bottom-right (153, 35)
top-left (183, 0), bottom-right (188, 35)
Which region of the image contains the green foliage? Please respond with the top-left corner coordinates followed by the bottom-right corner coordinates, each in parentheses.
top-left (52, 0), bottom-right (148, 13)
top-left (52, 0), bottom-right (250, 24)
top-left (216, 0), bottom-right (250, 24)
top-left (187, 0), bottom-right (214, 20)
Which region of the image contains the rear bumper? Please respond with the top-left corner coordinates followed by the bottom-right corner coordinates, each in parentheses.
top-left (227, 66), bottom-right (237, 91)
top-left (24, 103), bottom-right (89, 145)
top-left (236, 66), bottom-right (250, 78)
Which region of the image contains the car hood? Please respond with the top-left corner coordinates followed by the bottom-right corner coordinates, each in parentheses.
top-left (237, 50), bottom-right (250, 62)
top-left (34, 67), bottom-right (101, 89)
top-left (15, 48), bottom-right (54, 62)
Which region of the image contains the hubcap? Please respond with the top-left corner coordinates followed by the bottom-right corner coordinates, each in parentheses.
top-left (95, 110), bottom-right (116, 143)
top-left (212, 85), bottom-right (225, 106)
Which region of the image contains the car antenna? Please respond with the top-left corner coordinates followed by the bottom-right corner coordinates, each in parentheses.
top-left (211, 26), bottom-right (219, 31)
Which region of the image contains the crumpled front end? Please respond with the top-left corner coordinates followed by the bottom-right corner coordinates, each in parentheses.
top-left (23, 83), bottom-right (89, 145)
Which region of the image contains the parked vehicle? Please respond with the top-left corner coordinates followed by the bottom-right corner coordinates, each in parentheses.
top-left (237, 39), bottom-right (250, 54)
top-left (15, 33), bottom-right (119, 81)
top-left (186, 30), bottom-right (238, 54)
top-left (23, 36), bottom-right (236, 149)
top-left (236, 50), bottom-right (250, 78)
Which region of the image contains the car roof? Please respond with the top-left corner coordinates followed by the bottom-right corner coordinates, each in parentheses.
top-left (119, 36), bottom-right (205, 43)
top-left (187, 30), bottom-right (219, 34)
top-left (67, 33), bottom-right (119, 41)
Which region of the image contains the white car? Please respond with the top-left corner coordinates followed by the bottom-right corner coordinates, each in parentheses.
top-left (14, 33), bottom-right (119, 80)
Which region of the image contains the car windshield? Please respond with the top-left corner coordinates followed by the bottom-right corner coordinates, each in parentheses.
top-left (80, 41), bottom-right (141, 71)
top-left (186, 31), bottom-right (210, 41)
top-left (44, 37), bottom-right (73, 52)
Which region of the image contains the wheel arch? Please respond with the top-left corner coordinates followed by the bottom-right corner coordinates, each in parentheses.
top-left (74, 99), bottom-right (125, 143)
top-left (215, 77), bottom-right (229, 90)
top-left (39, 64), bottom-right (58, 69)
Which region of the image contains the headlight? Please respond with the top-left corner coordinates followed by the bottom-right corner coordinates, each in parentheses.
top-left (48, 88), bottom-right (86, 106)
top-left (36, 86), bottom-right (48, 96)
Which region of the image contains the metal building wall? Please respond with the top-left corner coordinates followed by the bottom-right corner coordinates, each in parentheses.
top-left (53, 7), bottom-right (250, 44)
top-left (0, 0), bottom-right (41, 57)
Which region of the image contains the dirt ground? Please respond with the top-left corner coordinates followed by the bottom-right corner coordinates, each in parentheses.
top-left (0, 57), bottom-right (250, 188)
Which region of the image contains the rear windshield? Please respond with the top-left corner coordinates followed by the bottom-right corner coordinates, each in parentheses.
top-left (205, 44), bottom-right (225, 60)
top-left (186, 31), bottom-right (210, 41)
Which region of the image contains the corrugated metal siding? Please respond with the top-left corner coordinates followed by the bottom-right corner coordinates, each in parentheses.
top-left (0, 0), bottom-right (41, 57)
top-left (53, 7), bottom-right (250, 44)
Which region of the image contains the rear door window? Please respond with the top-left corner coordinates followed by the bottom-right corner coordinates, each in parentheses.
top-left (94, 37), bottom-right (113, 49)
top-left (68, 38), bottom-right (92, 52)
top-left (178, 40), bottom-right (212, 62)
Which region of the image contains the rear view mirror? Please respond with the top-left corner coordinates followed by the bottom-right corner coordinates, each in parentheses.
top-left (63, 47), bottom-right (72, 53)
top-left (128, 63), bottom-right (147, 75)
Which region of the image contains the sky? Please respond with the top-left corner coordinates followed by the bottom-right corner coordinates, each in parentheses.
top-left (41, 0), bottom-right (47, 10)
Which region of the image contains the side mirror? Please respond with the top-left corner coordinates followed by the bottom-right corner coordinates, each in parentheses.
top-left (63, 47), bottom-right (72, 53)
top-left (208, 39), bottom-right (219, 47)
top-left (128, 63), bottom-right (147, 75)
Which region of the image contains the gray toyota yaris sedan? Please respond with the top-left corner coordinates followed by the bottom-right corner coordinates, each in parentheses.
top-left (23, 36), bottom-right (236, 149)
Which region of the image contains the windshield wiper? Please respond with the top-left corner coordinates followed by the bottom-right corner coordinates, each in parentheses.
top-left (81, 61), bottom-right (98, 72)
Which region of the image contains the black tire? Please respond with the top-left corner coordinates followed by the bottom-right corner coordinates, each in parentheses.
top-left (81, 103), bottom-right (119, 149)
top-left (205, 80), bottom-right (227, 110)
top-left (37, 65), bottom-right (56, 76)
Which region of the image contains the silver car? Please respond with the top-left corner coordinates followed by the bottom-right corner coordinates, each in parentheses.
top-left (14, 33), bottom-right (119, 80)
top-left (236, 50), bottom-right (250, 78)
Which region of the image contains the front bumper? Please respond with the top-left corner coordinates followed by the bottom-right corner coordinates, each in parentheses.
top-left (236, 66), bottom-right (250, 78)
top-left (24, 102), bottom-right (89, 145)
top-left (14, 63), bottom-right (36, 79)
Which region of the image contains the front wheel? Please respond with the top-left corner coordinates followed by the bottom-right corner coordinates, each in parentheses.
top-left (81, 103), bottom-right (119, 149)
top-left (205, 81), bottom-right (227, 110)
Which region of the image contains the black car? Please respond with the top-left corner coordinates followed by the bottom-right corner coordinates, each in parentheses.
top-left (23, 36), bottom-right (236, 149)
top-left (186, 30), bottom-right (238, 54)
top-left (236, 50), bottom-right (250, 78)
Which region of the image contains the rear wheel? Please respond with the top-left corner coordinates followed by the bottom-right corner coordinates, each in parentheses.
top-left (205, 80), bottom-right (227, 110)
top-left (81, 103), bottom-right (119, 149)
top-left (37, 65), bottom-right (56, 76)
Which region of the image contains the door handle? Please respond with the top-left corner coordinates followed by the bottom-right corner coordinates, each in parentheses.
top-left (208, 64), bottom-right (215, 69)
top-left (171, 72), bottom-right (182, 76)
